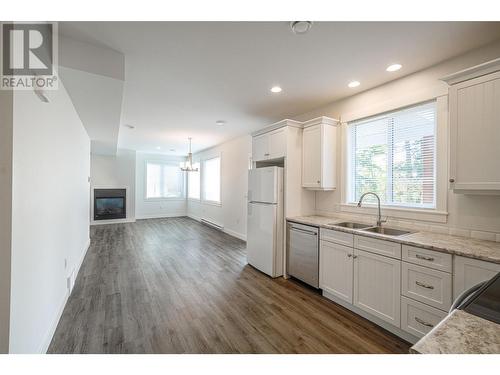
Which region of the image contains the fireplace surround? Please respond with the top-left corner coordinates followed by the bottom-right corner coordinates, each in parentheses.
top-left (94, 188), bottom-right (126, 220)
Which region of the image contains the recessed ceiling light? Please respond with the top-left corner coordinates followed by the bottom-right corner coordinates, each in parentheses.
top-left (124, 124), bottom-right (135, 129)
top-left (290, 21), bottom-right (313, 35)
top-left (348, 81), bottom-right (360, 88)
top-left (386, 64), bottom-right (402, 72)
top-left (216, 120), bottom-right (226, 126)
top-left (156, 146), bottom-right (161, 150)
top-left (270, 86), bottom-right (282, 93)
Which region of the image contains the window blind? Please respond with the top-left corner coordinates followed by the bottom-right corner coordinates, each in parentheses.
top-left (348, 101), bottom-right (436, 208)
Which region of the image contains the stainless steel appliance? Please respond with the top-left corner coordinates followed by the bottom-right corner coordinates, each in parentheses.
top-left (451, 272), bottom-right (500, 324)
top-left (287, 222), bottom-right (319, 288)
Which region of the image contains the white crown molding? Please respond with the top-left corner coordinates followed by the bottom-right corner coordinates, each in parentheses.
top-left (441, 58), bottom-right (500, 85)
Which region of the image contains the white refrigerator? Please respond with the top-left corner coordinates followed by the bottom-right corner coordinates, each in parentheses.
top-left (246, 166), bottom-right (284, 278)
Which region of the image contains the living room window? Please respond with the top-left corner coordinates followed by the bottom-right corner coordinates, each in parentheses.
top-left (146, 161), bottom-right (185, 199)
top-left (202, 156), bottom-right (221, 204)
top-left (347, 101), bottom-right (437, 209)
top-left (187, 162), bottom-right (201, 200)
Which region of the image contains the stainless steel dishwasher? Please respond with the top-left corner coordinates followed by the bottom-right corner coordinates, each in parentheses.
top-left (287, 222), bottom-right (319, 288)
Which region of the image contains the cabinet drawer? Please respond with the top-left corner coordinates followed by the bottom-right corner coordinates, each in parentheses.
top-left (401, 296), bottom-right (447, 339)
top-left (354, 235), bottom-right (401, 259)
top-left (402, 245), bottom-right (452, 273)
top-left (402, 262), bottom-right (452, 311)
top-left (321, 228), bottom-right (354, 247)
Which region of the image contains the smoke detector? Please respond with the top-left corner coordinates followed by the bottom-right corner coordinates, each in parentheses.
top-left (290, 21), bottom-right (313, 35)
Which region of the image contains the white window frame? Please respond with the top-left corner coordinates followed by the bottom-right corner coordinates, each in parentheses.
top-left (187, 160), bottom-right (201, 201)
top-left (143, 159), bottom-right (186, 201)
top-left (201, 154), bottom-right (222, 206)
top-left (340, 96), bottom-right (449, 223)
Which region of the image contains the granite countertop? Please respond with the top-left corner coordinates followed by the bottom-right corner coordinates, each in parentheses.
top-left (287, 215), bottom-right (500, 264)
top-left (410, 309), bottom-right (500, 354)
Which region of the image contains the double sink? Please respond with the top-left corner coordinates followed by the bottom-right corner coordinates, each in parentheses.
top-left (329, 222), bottom-right (412, 236)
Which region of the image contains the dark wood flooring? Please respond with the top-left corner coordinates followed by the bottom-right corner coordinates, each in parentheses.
top-left (48, 217), bottom-right (410, 354)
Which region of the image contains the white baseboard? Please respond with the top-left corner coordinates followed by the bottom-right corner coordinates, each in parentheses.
top-left (90, 217), bottom-right (136, 225)
top-left (136, 213), bottom-right (186, 220)
top-left (38, 292), bottom-right (68, 354)
top-left (39, 239), bottom-right (90, 353)
top-left (187, 214), bottom-right (246, 241)
top-left (224, 228), bottom-right (246, 242)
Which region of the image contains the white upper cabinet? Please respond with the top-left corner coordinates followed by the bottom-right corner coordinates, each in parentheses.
top-left (252, 133), bottom-right (269, 161)
top-left (268, 128), bottom-right (287, 159)
top-left (301, 117), bottom-right (339, 190)
top-left (443, 59), bottom-right (500, 194)
top-left (251, 121), bottom-right (301, 162)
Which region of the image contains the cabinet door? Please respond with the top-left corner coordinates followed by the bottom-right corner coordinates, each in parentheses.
top-left (252, 134), bottom-right (269, 162)
top-left (268, 128), bottom-right (286, 159)
top-left (320, 240), bottom-right (353, 303)
top-left (302, 125), bottom-right (322, 188)
top-left (353, 249), bottom-right (401, 327)
top-left (449, 71), bottom-right (500, 191)
top-left (453, 256), bottom-right (500, 299)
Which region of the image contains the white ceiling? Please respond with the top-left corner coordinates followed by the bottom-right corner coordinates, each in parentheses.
top-left (59, 22), bottom-right (500, 155)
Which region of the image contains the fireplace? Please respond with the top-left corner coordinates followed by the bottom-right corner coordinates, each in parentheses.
top-left (94, 188), bottom-right (126, 220)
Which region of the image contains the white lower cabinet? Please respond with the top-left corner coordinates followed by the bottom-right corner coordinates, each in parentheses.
top-left (402, 262), bottom-right (452, 311)
top-left (453, 255), bottom-right (500, 299)
top-left (320, 240), bottom-right (353, 303)
top-left (401, 296), bottom-right (448, 338)
top-left (353, 248), bottom-right (401, 327)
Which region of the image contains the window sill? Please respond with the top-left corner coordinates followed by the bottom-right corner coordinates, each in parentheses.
top-left (144, 197), bottom-right (186, 202)
top-left (202, 200), bottom-right (222, 207)
top-left (188, 198), bottom-right (201, 202)
top-left (340, 203), bottom-right (448, 224)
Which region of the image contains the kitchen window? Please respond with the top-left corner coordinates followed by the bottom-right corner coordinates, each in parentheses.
top-left (146, 161), bottom-right (185, 199)
top-left (347, 101), bottom-right (437, 209)
top-left (202, 156), bottom-right (221, 204)
top-left (187, 162), bottom-right (200, 200)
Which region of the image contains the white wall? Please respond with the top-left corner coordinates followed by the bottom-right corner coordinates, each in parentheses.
top-left (91, 149), bottom-right (136, 224)
top-left (9, 82), bottom-right (91, 353)
top-left (187, 135), bottom-right (251, 240)
top-left (0, 89), bottom-right (13, 353)
top-left (294, 40), bottom-right (500, 236)
top-left (135, 152), bottom-right (187, 219)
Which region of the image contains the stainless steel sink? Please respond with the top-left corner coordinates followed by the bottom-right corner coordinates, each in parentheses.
top-left (330, 222), bottom-right (372, 229)
top-left (361, 226), bottom-right (412, 236)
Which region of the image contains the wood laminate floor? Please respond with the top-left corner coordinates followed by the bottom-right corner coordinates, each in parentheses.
top-left (48, 217), bottom-right (410, 354)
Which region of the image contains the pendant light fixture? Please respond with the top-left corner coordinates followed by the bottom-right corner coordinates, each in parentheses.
top-left (180, 137), bottom-right (198, 172)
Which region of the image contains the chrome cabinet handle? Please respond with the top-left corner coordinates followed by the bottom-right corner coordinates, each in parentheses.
top-left (264, 153), bottom-right (270, 156)
top-left (416, 281), bottom-right (434, 290)
top-left (347, 253), bottom-right (353, 258)
top-left (416, 254), bottom-right (435, 262)
top-left (449, 178), bottom-right (455, 183)
top-left (415, 317), bottom-right (434, 328)
top-left (353, 255), bottom-right (358, 259)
